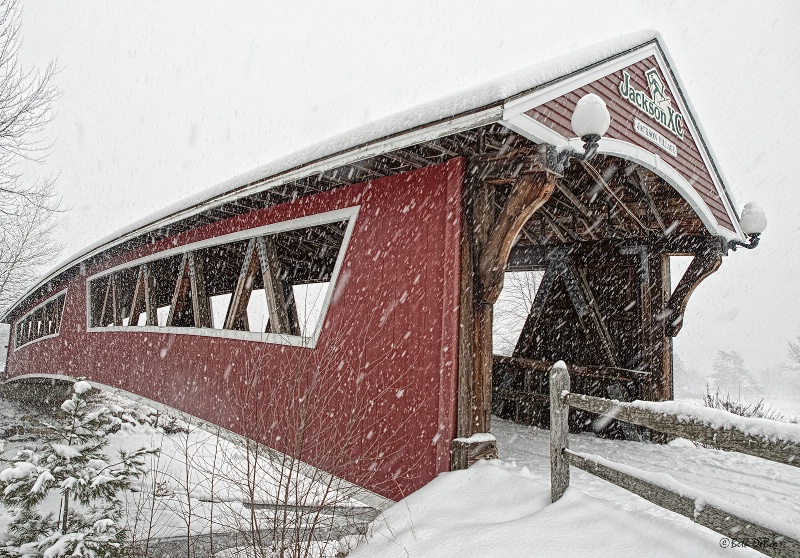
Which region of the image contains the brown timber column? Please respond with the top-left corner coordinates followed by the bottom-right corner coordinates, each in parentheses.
top-left (452, 150), bottom-right (557, 469)
top-left (645, 251), bottom-right (673, 401)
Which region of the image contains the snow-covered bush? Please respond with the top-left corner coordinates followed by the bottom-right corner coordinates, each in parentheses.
top-left (0, 381), bottom-right (158, 557)
top-left (700, 386), bottom-right (786, 422)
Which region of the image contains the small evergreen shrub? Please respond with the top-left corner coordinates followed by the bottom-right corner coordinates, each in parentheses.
top-left (0, 381), bottom-right (158, 557)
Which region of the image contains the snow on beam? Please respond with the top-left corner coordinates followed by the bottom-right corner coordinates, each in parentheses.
top-left (564, 392), bottom-right (800, 468)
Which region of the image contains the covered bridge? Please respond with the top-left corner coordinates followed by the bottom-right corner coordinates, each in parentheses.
top-left (1, 31), bottom-right (764, 502)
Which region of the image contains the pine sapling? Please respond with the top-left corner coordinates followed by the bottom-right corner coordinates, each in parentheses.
top-left (0, 381), bottom-right (158, 557)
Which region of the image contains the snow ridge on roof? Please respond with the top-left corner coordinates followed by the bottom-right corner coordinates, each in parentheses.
top-left (5, 30), bottom-right (661, 320)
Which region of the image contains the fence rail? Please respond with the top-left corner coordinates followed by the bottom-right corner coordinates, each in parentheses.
top-left (564, 391), bottom-right (800, 469)
top-left (549, 361), bottom-right (800, 558)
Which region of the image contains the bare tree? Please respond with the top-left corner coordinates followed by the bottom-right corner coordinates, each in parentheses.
top-left (0, 0), bottom-right (61, 313)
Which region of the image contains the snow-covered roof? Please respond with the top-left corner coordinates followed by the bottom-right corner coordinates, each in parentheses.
top-left (5, 29), bottom-right (735, 321)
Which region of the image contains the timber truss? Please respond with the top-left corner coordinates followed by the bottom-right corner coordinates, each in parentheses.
top-left (450, 128), bottom-right (725, 461)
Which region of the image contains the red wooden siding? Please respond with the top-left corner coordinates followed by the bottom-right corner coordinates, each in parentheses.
top-left (526, 55), bottom-right (735, 231)
top-left (5, 159), bottom-right (465, 501)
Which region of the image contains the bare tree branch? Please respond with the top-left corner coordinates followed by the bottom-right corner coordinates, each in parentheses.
top-left (0, 0), bottom-right (63, 314)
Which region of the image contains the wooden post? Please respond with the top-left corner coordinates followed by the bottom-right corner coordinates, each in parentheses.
top-left (550, 361), bottom-right (570, 503)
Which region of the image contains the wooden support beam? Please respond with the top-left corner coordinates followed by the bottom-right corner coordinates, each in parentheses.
top-left (98, 277), bottom-right (113, 327)
top-left (224, 239), bottom-right (259, 331)
top-left (188, 253), bottom-right (212, 328)
top-left (580, 160), bottom-right (652, 233)
top-left (507, 244), bottom-right (548, 271)
top-left (128, 264), bottom-right (156, 326)
top-left (471, 174), bottom-right (495, 434)
top-left (478, 172), bottom-right (556, 304)
top-left (256, 236), bottom-right (300, 335)
top-left (665, 248), bottom-right (722, 337)
top-left (539, 208), bottom-right (570, 242)
top-left (166, 254), bottom-right (191, 327)
top-left (621, 246), bottom-right (651, 375)
top-left (381, 149), bottom-right (433, 169)
top-left (632, 171), bottom-right (667, 232)
top-left (573, 264), bottom-right (618, 366)
top-left (495, 355), bottom-right (649, 385)
top-left (633, 250), bottom-right (672, 401)
top-left (110, 276), bottom-right (121, 326)
top-left (554, 180), bottom-right (591, 217)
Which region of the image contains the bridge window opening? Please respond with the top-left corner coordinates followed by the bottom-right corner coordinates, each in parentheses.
top-left (669, 255), bottom-right (694, 295)
top-left (292, 282), bottom-right (330, 337)
top-left (210, 293), bottom-right (232, 329)
top-left (493, 270), bottom-right (544, 357)
top-left (246, 289), bottom-right (270, 333)
top-left (14, 290), bottom-right (67, 349)
top-left (87, 216), bottom-right (350, 343)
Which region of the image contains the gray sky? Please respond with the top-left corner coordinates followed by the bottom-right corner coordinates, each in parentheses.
top-left (16, 0), bottom-right (800, 377)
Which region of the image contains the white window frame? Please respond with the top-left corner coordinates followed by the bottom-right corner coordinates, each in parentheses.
top-left (85, 206), bottom-right (360, 349)
top-left (14, 289), bottom-right (68, 351)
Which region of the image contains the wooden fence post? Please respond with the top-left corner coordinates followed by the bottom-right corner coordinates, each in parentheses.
top-left (550, 361), bottom-right (570, 503)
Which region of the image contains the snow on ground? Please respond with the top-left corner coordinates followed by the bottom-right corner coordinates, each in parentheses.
top-left (0, 389), bottom-right (372, 556)
top-left (3, 388), bottom-right (800, 557)
top-left (351, 416), bottom-right (800, 558)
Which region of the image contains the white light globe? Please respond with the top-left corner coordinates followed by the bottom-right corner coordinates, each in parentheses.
top-left (739, 202), bottom-right (767, 235)
top-left (570, 93), bottom-right (611, 138)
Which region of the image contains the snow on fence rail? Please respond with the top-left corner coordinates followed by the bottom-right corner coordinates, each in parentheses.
top-left (548, 361), bottom-right (800, 558)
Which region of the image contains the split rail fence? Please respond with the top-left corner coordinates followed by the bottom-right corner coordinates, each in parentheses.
top-left (548, 362), bottom-right (800, 558)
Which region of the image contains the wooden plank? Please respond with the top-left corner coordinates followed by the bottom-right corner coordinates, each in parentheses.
top-left (224, 239), bottom-right (259, 331)
top-left (566, 450), bottom-right (800, 558)
top-left (554, 179), bottom-right (591, 217)
top-left (128, 265), bottom-right (156, 326)
top-left (188, 253), bottom-right (212, 328)
top-left (166, 254), bottom-right (191, 327)
top-left (564, 392), bottom-right (800, 469)
top-left (550, 363), bottom-right (570, 503)
top-left (256, 236), bottom-right (293, 335)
